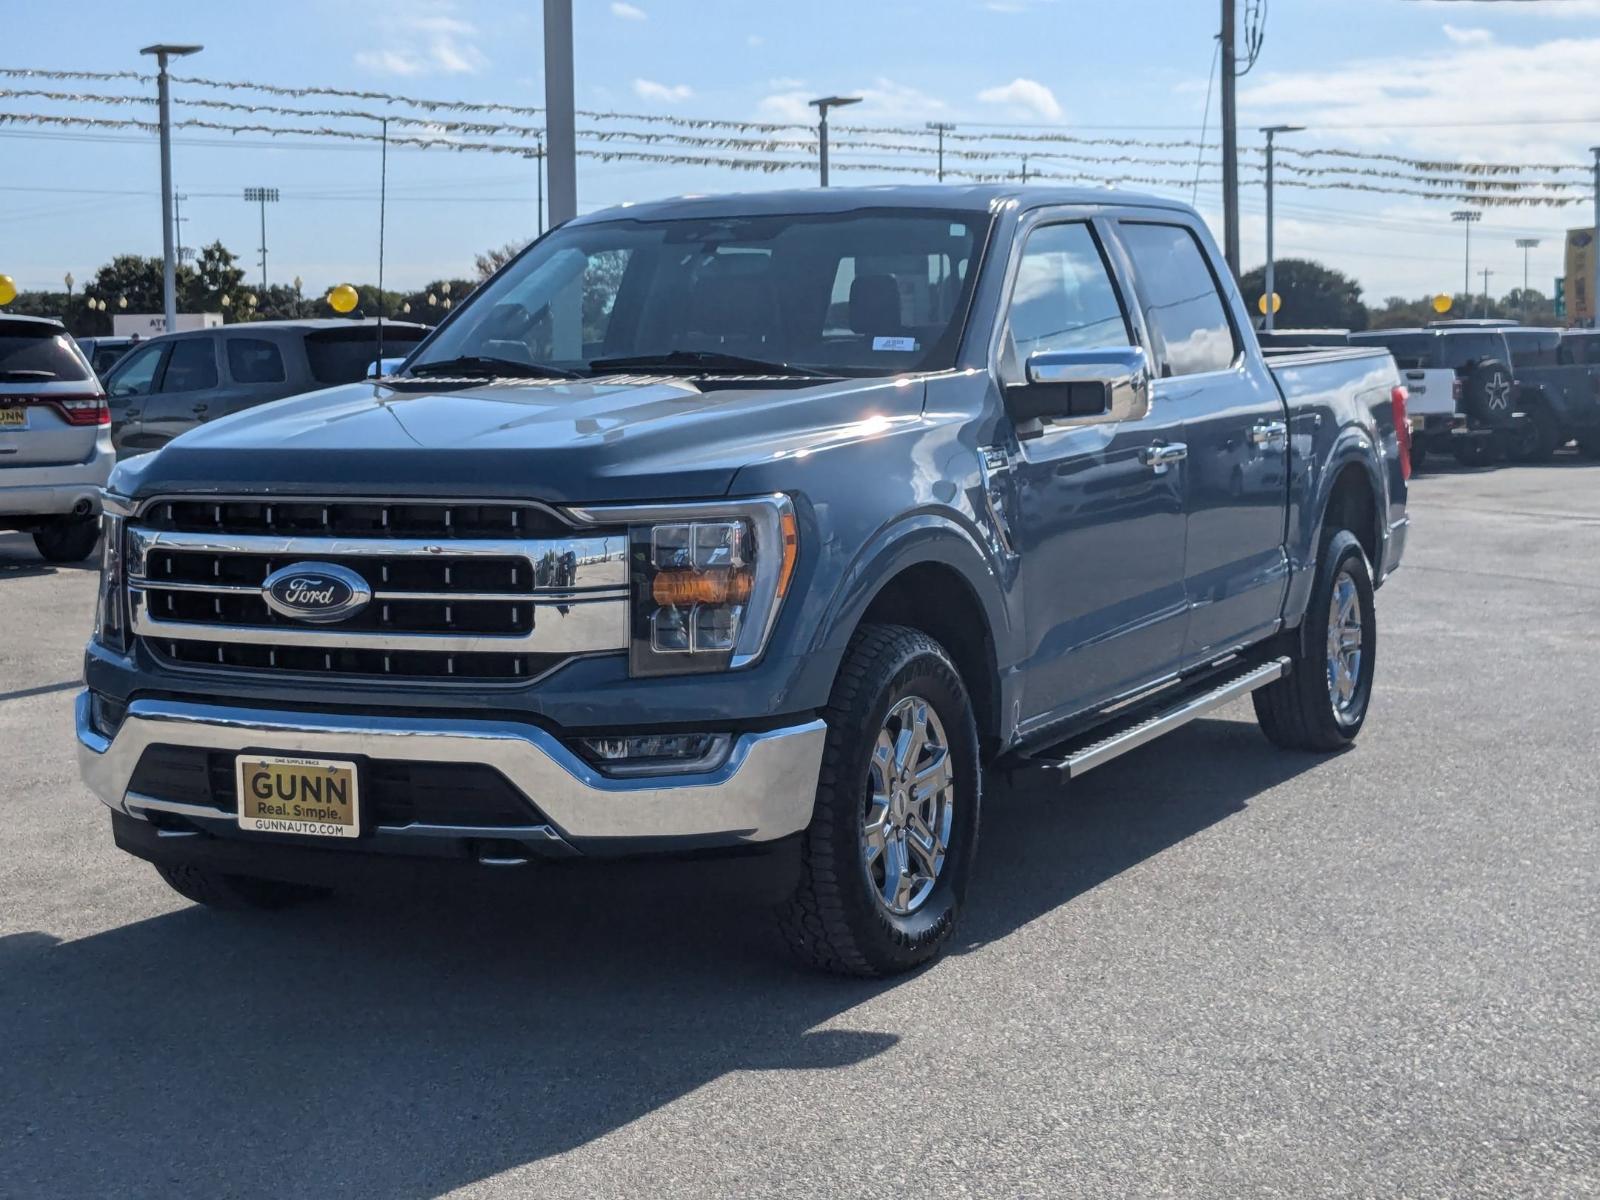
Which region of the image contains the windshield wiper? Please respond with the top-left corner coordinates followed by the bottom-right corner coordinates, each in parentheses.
top-left (406, 355), bottom-right (579, 380)
top-left (588, 350), bottom-right (829, 378)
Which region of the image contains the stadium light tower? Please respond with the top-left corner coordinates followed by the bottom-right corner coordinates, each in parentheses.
top-left (244, 187), bottom-right (279, 292)
top-left (1259, 124), bottom-right (1304, 332)
top-left (1452, 210), bottom-right (1482, 302)
top-left (140, 42), bottom-right (203, 331)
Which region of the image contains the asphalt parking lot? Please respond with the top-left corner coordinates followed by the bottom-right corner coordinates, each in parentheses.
top-left (2, 459), bottom-right (1596, 1200)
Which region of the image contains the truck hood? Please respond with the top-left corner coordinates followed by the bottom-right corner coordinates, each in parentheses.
top-left (112, 374), bottom-right (927, 505)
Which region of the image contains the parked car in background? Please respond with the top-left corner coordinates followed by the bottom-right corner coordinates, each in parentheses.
top-left (75, 336), bottom-right (139, 381)
top-left (1255, 329), bottom-right (1350, 349)
top-left (1500, 327), bottom-right (1600, 462)
top-left (0, 315), bottom-right (112, 561)
top-left (80, 186), bottom-right (1409, 976)
top-left (1349, 326), bottom-right (1513, 467)
top-left (102, 318), bottom-right (431, 456)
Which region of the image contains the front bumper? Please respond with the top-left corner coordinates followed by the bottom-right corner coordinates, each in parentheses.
top-left (77, 692), bottom-right (826, 858)
top-left (0, 434), bottom-right (114, 518)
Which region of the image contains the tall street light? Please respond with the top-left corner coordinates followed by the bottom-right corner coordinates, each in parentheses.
top-left (1514, 238), bottom-right (1540, 320)
top-left (1452, 209), bottom-right (1481, 303)
top-left (1590, 147), bottom-right (1600, 328)
top-left (244, 187), bottom-right (279, 291)
top-left (543, 0), bottom-right (576, 226)
top-left (140, 43), bottom-right (203, 332)
top-left (1259, 124), bottom-right (1303, 332)
top-left (809, 96), bottom-right (862, 188)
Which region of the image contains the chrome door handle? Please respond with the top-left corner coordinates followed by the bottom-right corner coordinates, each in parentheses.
top-left (1249, 421), bottom-right (1288, 445)
top-left (1140, 442), bottom-right (1188, 471)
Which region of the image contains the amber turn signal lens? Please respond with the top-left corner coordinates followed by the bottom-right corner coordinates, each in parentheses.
top-left (776, 510), bottom-right (798, 597)
top-left (651, 567), bottom-right (754, 607)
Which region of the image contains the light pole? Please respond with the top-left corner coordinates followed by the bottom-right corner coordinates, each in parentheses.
top-left (1515, 238), bottom-right (1540, 320)
top-left (1259, 124), bottom-right (1304, 332)
top-left (1480, 267), bottom-right (1494, 318)
top-left (140, 43), bottom-right (202, 332)
top-left (1590, 147), bottom-right (1600, 328)
top-left (1451, 210), bottom-right (1481, 305)
top-left (243, 187), bottom-right (279, 291)
top-left (926, 121), bottom-right (956, 183)
top-left (1221, 0), bottom-right (1240, 276)
top-left (809, 96), bottom-right (861, 188)
top-left (543, 0), bottom-right (576, 226)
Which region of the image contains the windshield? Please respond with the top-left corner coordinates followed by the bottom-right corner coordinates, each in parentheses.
top-left (410, 207), bottom-right (990, 377)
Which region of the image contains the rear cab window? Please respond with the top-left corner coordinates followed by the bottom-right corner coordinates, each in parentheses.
top-left (305, 327), bottom-right (428, 384)
top-left (0, 320), bottom-right (93, 384)
top-left (227, 338), bottom-right (288, 384)
top-left (1350, 331), bottom-right (1437, 371)
top-left (1115, 221), bottom-right (1239, 377)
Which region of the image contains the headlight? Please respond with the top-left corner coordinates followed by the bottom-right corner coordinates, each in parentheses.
top-left (569, 495), bottom-right (798, 677)
top-left (93, 512), bottom-right (128, 652)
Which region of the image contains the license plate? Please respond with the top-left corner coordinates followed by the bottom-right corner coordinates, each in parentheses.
top-left (236, 755), bottom-right (360, 838)
top-left (0, 407), bottom-right (25, 429)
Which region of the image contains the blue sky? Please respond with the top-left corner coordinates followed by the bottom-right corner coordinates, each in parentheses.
top-left (4, 0), bottom-right (1598, 304)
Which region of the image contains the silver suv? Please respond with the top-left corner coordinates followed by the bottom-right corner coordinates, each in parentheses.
top-left (0, 315), bottom-right (113, 561)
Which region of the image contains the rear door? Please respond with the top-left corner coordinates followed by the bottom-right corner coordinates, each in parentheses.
top-left (1109, 218), bottom-right (1290, 664)
top-left (216, 333), bottom-right (294, 418)
top-left (1002, 214), bottom-right (1190, 725)
top-left (0, 321), bottom-right (103, 468)
top-left (140, 335), bottom-right (222, 447)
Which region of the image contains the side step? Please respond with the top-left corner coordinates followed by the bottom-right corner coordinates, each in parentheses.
top-left (1025, 656), bottom-right (1290, 780)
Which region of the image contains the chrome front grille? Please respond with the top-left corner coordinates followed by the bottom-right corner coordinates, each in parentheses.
top-left (126, 498), bottom-right (628, 682)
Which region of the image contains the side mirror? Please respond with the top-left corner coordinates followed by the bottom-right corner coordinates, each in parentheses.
top-left (1007, 346), bottom-right (1150, 433)
top-left (367, 356), bottom-right (405, 379)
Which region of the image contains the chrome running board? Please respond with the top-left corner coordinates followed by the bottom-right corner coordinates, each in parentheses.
top-left (1030, 657), bottom-right (1290, 779)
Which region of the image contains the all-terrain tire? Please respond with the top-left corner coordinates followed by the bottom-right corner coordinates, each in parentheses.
top-left (1253, 529), bottom-right (1377, 752)
top-left (777, 624), bottom-right (981, 977)
top-left (1505, 400), bottom-right (1562, 463)
top-left (155, 863), bottom-right (331, 911)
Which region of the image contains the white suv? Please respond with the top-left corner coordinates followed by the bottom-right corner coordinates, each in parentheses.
top-left (0, 315), bottom-right (114, 561)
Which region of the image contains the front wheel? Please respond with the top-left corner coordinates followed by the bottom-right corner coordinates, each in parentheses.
top-left (777, 624), bottom-right (981, 977)
top-left (1505, 404), bottom-right (1562, 463)
top-left (1254, 529), bottom-right (1377, 752)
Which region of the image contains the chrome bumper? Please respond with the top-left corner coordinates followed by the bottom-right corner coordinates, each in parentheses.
top-left (77, 693), bottom-right (826, 852)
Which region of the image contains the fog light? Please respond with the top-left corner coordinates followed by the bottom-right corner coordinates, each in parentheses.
top-left (574, 732), bottom-right (732, 777)
top-left (89, 692), bottom-right (128, 739)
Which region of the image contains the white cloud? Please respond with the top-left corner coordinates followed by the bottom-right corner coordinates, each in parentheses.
top-left (758, 78), bottom-right (947, 125)
top-left (633, 78), bottom-right (693, 103)
top-left (747, 34), bottom-right (765, 46)
top-left (355, 7), bottom-right (487, 76)
top-left (977, 78), bottom-right (1064, 122)
top-left (1443, 24), bottom-right (1492, 45)
top-left (611, 2), bottom-right (648, 20)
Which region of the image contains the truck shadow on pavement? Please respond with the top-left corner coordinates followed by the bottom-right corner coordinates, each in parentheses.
top-left (1, 716), bottom-right (1319, 1199)
top-left (0, 533), bottom-right (100, 581)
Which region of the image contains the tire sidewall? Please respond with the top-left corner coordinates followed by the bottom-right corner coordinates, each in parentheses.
top-left (1316, 531), bottom-right (1378, 738)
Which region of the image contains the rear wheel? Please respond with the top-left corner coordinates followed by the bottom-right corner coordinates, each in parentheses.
top-left (155, 863), bottom-right (330, 911)
top-left (32, 515), bottom-right (100, 563)
top-left (777, 624), bottom-right (981, 977)
top-left (1505, 403), bottom-right (1562, 463)
top-left (1452, 438), bottom-right (1495, 468)
top-left (1254, 529), bottom-right (1377, 752)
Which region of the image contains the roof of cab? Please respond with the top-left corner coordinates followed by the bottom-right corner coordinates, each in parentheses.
top-left (0, 314), bottom-right (68, 332)
top-left (151, 318), bottom-right (434, 339)
top-left (568, 184), bottom-right (1195, 226)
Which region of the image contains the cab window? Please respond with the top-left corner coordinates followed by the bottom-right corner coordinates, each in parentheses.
top-left (1000, 222), bottom-right (1130, 385)
top-left (1117, 222), bottom-right (1239, 377)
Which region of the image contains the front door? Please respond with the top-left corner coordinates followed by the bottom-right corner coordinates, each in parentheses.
top-left (140, 335), bottom-right (222, 449)
top-left (1002, 218), bottom-right (1190, 730)
top-left (1113, 220), bottom-right (1290, 663)
top-left (104, 340), bottom-right (169, 455)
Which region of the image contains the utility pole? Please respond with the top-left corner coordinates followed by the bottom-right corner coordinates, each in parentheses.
top-left (1259, 124), bottom-right (1303, 332)
top-left (1452, 209), bottom-right (1481, 304)
top-left (543, 0), bottom-right (576, 225)
top-left (1220, 0), bottom-right (1240, 276)
top-left (531, 141), bottom-right (545, 235)
top-left (1481, 267), bottom-right (1494, 318)
top-left (140, 43), bottom-right (203, 332)
top-left (243, 187), bottom-right (279, 291)
top-left (172, 192), bottom-right (191, 263)
top-left (809, 96), bottom-right (862, 187)
top-left (927, 121), bottom-right (956, 183)
top-left (1590, 147), bottom-right (1599, 328)
top-left (1020, 154), bottom-right (1029, 183)
top-left (1515, 238), bottom-right (1540, 320)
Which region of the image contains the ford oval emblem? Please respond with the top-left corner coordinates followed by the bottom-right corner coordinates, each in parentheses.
top-left (261, 562), bottom-right (372, 624)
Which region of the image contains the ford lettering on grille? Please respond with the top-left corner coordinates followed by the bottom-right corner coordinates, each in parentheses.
top-left (261, 562), bottom-right (373, 624)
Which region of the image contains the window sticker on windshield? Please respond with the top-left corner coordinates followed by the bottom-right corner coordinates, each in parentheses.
top-left (873, 336), bottom-right (919, 352)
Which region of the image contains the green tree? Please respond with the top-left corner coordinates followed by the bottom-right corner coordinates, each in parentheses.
top-left (475, 240), bottom-right (529, 280)
top-left (181, 241), bottom-right (248, 318)
top-left (1239, 258), bottom-right (1368, 331)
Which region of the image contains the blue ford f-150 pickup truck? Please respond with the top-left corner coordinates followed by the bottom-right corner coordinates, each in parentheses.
top-left (78, 186), bottom-right (1409, 975)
